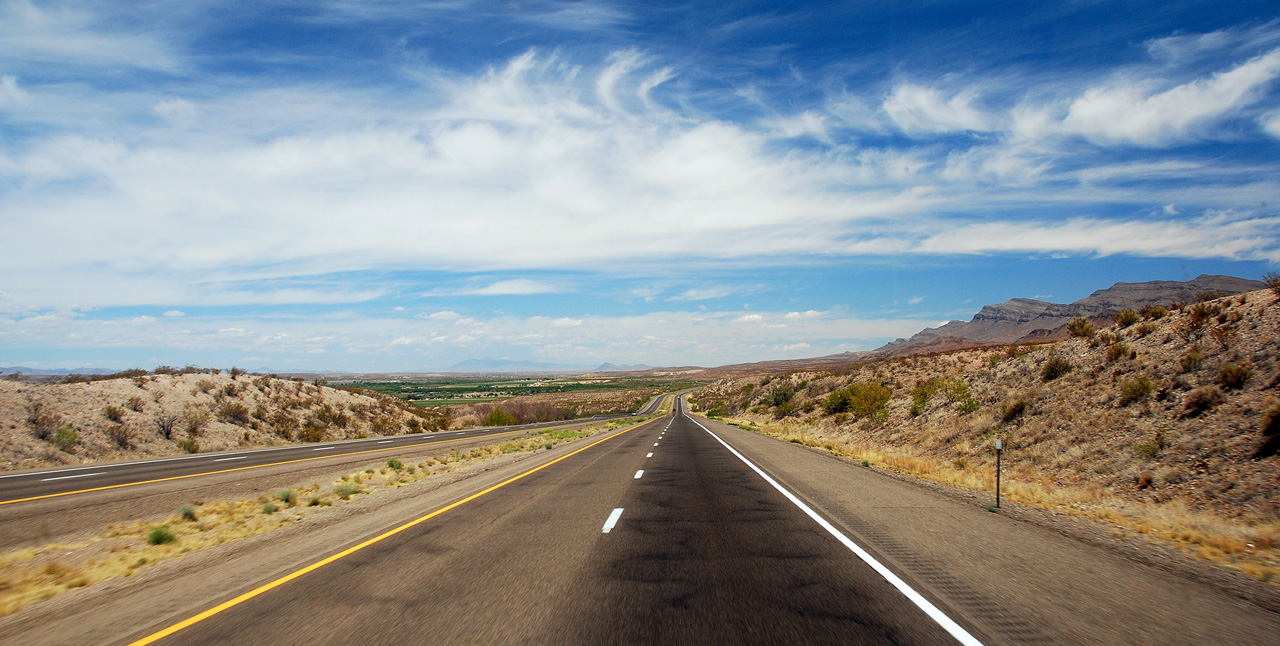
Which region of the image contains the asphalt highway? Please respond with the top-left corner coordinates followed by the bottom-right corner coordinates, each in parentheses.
top-left (127, 397), bottom-right (978, 646)
top-left (1, 397), bottom-right (663, 506)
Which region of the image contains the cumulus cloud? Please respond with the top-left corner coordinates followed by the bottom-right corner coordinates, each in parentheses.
top-left (733, 314), bottom-right (762, 323)
top-left (424, 310), bottom-right (462, 320)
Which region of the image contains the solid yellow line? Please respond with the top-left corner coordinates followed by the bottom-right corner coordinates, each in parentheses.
top-left (125, 419), bottom-right (651, 646)
top-left (0, 429), bottom-right (529, 506)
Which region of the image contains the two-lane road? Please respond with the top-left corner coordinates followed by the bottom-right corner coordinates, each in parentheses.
top-left (124, 398), bottom-right (978, 645)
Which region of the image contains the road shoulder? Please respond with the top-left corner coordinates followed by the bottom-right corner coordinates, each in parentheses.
top-left (700, 416), bottom-right (1280, 646)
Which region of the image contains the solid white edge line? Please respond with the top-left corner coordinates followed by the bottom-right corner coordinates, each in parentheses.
top-left (634, 470), bottom-right (644, 479)
top-left (688, 416), bottom-right (984, 646)
top-left (41, 472), bottom-right (106, 481)
top-left (312, 446), bottom-right (335, 451)
top-left (213, 456), bottom-right (247, 462)
top-left (602, 507), bottom-right (624, 533)
top-left (376, 440), bottom-right (392, 444)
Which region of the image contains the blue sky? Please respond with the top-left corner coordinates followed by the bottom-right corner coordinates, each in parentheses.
top-left (2, 1), bottom-right (1279, 371)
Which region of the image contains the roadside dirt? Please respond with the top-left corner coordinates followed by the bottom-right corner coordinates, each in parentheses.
top-left (0, 423), bottom-right (636, 646)
top-left (706, 417), bottom-right (1280, 645)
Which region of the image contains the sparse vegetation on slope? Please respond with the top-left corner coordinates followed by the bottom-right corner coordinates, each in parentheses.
top-left (1, 370), bottom-right (448, 470)
top-left (691, 289), bottom-right (1280, 583)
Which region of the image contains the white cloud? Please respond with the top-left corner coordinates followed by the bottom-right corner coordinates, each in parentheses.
top-left (551, 317), bottom-right (584, 327)
top-left (154, 97), bottom-right (197, 125)
top-left (669, 287), bottom-right (732, 302)
top-left (733, 314), bottom-right (762, 323)
top-left (783, 310), bottom-right (821, 320)
top-left (882, 84), bottom-right (991, 134)
top-left (1061, 48), bottom-right (1280, 145)
top-left (1261, 111), bottom-right (1280, 139)
top-left (0, 75), bottom-right (28, 107)
top-left (908, 296), bottom-right (925, 305)
top-left (162, 310), bottom-right (184, 317)
top-left (458, 279), bottom-right (560, 296)
top-left (425, 310), bottom-right (461, 320)
top-left (0, 0), bottom-right (178, 71)
top-left (761, 111), bottom-right (829, 140)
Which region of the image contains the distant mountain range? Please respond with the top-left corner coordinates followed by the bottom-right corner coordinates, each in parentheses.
top-left (593, 362), bottom-right (654, 372)
top-left (678, 274), bottom-right (1267, 377)
top-left (876, 274), bottom-right (1264, 356)
top-left (442, 357), bottom-right (585, 373)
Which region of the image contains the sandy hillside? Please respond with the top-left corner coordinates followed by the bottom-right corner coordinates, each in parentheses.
top-left (0, 371), bottom-right (447, 471)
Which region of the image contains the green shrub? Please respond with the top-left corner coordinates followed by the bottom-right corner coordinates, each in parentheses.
top-left (25, 402), bottom-right (60, 441)
top-left (1265, 272), bottom-right (1280, 300)
top-left (771, 385), bottom-right (794, 407)
top-left (277, 490), bottom-right (297, 505)
top-left (1115, 308), bottom-right (1140, 328)
top-left (262, 502), bottom-right (278, 514)
top-left (178, 438), bottom-right (200, 454)
top-left (1132, 429), bottom-right (1167, 460)
top-left (1105, 342), bottom-right (1131, 363)
top-left (1141, 305), bottom-right (1168, 320)
top-left (1041, 355), bottom-right (1073, 381)
top-left (387, 459), bottom-right (404, 470)
top-left (217, 401), bottom-right (251, 425)
top-left (107, 424), bottom-right (132, 449)
top-left (1066, 317), bottom-right (1095, 338)
top-left (52, 424), bottom-right (79, 452)
top-left (1180, 348), bottom-right (1204, 371)
top-left (1119, 375), bottom-right (1156, 405)
top-left (823, 382), bottom-right (891, 419)
top-left (147, 526), bottom-right (177, 545)
top-left (178, 504), bottom-right (198, 521)
top-left (544, 442), bottom-right (554, 450)
top-left (1218, 363), bottom-right (1252, 390)
top-left (482, 406), bottom-right (517, 427)
top-left (297, 420), bottom-right (327, 443)
top-left (308, 497), bottom-right (329, 507)
top-left (333, 483), bottom-right (361, 500)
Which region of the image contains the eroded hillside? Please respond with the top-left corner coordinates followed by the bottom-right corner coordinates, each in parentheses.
top-left (692, 289), bottom-right (1280, 580)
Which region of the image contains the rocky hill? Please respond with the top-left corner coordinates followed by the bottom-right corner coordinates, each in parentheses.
top-left (690, 287), bottom-right (1280, 582)
top-left (0, 371), bottom-right (447, 471)
top-left (880, 274), bottom-right (1263, 356)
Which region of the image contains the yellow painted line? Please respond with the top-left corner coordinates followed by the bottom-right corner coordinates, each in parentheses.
top-left (0, 428), bottom-right (532, 506)
top-left (126, 418), bottom-right (653, 646)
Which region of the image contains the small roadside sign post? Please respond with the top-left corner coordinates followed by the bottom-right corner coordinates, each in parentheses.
top-left (995, 438), bottom-right (1003, 509)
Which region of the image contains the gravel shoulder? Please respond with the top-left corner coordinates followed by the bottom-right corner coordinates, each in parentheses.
top-left (705, 416), bottom-right (1280, 645)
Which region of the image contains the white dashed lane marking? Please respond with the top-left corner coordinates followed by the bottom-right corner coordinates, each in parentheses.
top-left (602, 508), bottom-right (624, 533)
top-left (41, 472), bottom-right (105, 482)
top-left (634, 470), bottom-right (644, 479)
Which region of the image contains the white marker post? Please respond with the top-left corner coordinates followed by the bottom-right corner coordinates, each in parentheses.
top-left (994, 438), bottom-right (1003, 509)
